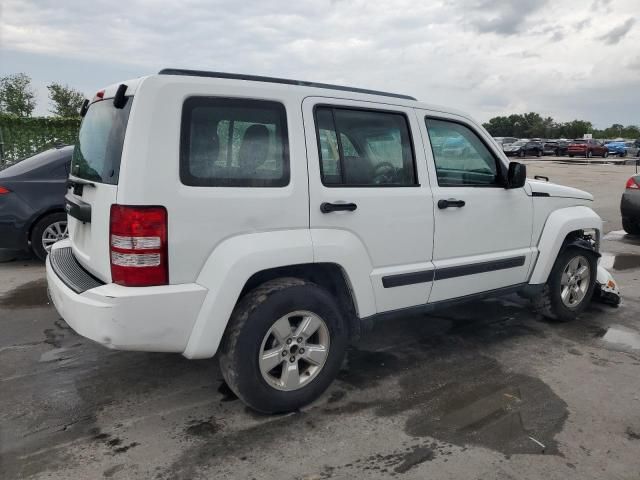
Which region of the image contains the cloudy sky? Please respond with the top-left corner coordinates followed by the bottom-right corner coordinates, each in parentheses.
top-left (1, 0), bottom-right (638, 127)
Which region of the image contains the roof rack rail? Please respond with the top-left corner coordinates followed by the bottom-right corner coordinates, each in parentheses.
top-left (158, 68), bottom-right (416, 101)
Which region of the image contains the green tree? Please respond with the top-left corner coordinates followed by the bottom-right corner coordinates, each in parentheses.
top-left (47, 83), bottom-right (85, 117)
top-left (0, 73), bottom-right (36, 117)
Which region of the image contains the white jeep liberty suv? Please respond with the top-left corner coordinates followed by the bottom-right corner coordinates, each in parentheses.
top-left (47, 69), bottom-right (602, 413)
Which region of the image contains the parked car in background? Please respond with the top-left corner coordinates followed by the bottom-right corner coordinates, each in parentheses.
top-left (623, 141), bottom-right (640, 157)
top-left (493, 137), bottom-right (518, 149)
top-left (606, 141), bottom-right (627, 156)
top-left (0, 146), bottom-right (72, 260)
top-left (543, 140), bottom-right (570, 156)
top-left (503, 140), bottom-right (543, 157)
top-left (621, 174), bottom-right (640, 234)
top-left (567, 139), bottom-right (608, 158)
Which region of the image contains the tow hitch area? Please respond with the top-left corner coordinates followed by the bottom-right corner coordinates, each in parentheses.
top-left (593, 265), bottom-right (621, 307)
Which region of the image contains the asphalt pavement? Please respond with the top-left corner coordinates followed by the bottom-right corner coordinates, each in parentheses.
top-left (1, 161), bottom-right (639, 480)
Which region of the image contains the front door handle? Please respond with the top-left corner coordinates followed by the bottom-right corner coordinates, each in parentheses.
top-left (320, 202), bottom-right (358, 213)
top-left (438, 198), bottom-right (466, 209)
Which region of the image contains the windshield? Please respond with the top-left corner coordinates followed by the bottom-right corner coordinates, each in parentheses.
top-left (512, 141), bottom-right (526, 146)
top-left (71, 98), bottom-right (132, 184)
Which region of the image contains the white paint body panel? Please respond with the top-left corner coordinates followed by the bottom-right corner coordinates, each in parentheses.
top-left (302, 97), bottom-right (435, 314)
top-left (47, 240), bottom-right (207, 352)
top-left (414, 108), bottom-right (534, 302)
top-left (528, 206), bottom-right (602, 284)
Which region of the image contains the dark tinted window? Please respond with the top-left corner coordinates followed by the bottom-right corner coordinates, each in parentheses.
top-left (315, 107), bottom-right (416, 186)
top-left (425, 118), bottom-right (500, 187)
top-left (71, 99), bottom-right (132, 184)
top-left (180, 98), bottom-right (289, 187)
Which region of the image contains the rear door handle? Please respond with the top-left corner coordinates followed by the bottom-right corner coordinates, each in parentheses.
top-left (438, 198), bottom-right (466, 209)
top-left (320, 202), bottom-right (358, 213)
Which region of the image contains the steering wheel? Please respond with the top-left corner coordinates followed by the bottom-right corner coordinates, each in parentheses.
top-left (372, 162), bottom-right (397, 184)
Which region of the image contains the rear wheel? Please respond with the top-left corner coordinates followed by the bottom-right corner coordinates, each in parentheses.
top-left (31, 212), bottom-right (68, 261)
top-left (533, 247), bottom-right (597, 322)
top-left (219, 278), bottom-right (349, 413)
top-left (623, 217), bottom-right (640, 235)
top-left (569, 154), bottom-right (574, 158)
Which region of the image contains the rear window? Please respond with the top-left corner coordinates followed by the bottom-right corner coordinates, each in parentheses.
top-left (180, 97), bottom-right (289, 187)
top-left (71, 98), bottom-right (132, 184)
top-left (572, 140), bottom-right (587, 144)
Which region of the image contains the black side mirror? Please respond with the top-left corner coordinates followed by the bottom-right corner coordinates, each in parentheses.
top-left (507, 162), bottom-right (526, 189)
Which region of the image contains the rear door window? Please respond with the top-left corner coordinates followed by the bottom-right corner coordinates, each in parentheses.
top-left (71, 99), bottom-right (132, 185)
top-left (180, 98), bottom-right (289, 187)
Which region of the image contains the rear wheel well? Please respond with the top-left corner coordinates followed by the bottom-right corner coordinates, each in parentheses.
top-left (239, 263), bottom-right (361, 340)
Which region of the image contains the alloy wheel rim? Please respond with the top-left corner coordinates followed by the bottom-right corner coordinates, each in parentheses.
top-left (259, 310), bottom-right (330, 391)
top-left (560, 255), bottom-right (590, 308)
top-left (42, 221), bottom-right (68, 252)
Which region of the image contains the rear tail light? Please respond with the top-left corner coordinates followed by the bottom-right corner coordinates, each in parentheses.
top-left (626, 177), bottom-right (640, 190)
top-left (109, 205), bottom-right (168, 286)
top-left (0, 186), bottom-right (10, 195)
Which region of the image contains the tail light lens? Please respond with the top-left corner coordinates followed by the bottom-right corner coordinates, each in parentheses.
top-left (0, 186), bottom-right (10, 194)
top-left (109, 205), bottom-right (168, 286)
top-left (626, 177), bottom-right (640, 190)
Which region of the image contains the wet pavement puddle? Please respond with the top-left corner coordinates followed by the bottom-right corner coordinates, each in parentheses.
top-left (600, 325), bottom-right (640, 351)
top-left (600, 253), bottom-right (640, 271)
top-left (603, 230), bottom-right (640, 244)
top-left (0, 278), bottom-right (49, 309)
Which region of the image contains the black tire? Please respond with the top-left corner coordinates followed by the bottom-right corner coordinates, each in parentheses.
top-left (622, 217), bottom-right (640, 235)
top-left (603, 151), bottom-right (609, 158)
top-left (569, 154), bottom-right (574, 158)
top-left (532, 247), bottom-right (597, 322)
top-left (519, 150), bottom-right (525, 158)
top-left (536, 150), bottom-right (542, 157)
top-left (31, 212), bottom-right (68, 261)
top-left (219, 277), bottom-right (349, 414)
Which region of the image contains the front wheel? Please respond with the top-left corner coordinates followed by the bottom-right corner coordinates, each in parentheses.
top-left (219, 278), bottom-right (348, 413)
top-left (533, 247), bottom-right (597, 322)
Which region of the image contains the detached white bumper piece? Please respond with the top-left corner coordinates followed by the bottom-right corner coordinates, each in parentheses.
top-left (46, 241), bottom-right (207, 352)
top-left (594, 264), bottom-right (621, 307)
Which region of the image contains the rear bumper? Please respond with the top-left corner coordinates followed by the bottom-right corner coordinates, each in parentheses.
top-left (46, 240), bottom-right (207, 353)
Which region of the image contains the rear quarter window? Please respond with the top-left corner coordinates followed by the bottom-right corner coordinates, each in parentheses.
top-left (180, 97), bottom-right (289, 187)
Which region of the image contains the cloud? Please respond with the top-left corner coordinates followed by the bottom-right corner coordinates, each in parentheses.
top-left (0, 0), bottom-right (639, 127)
top-left (461, 0), bottom-right (548, 35)
top-left (598, 18), bottom-right (636, 44)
